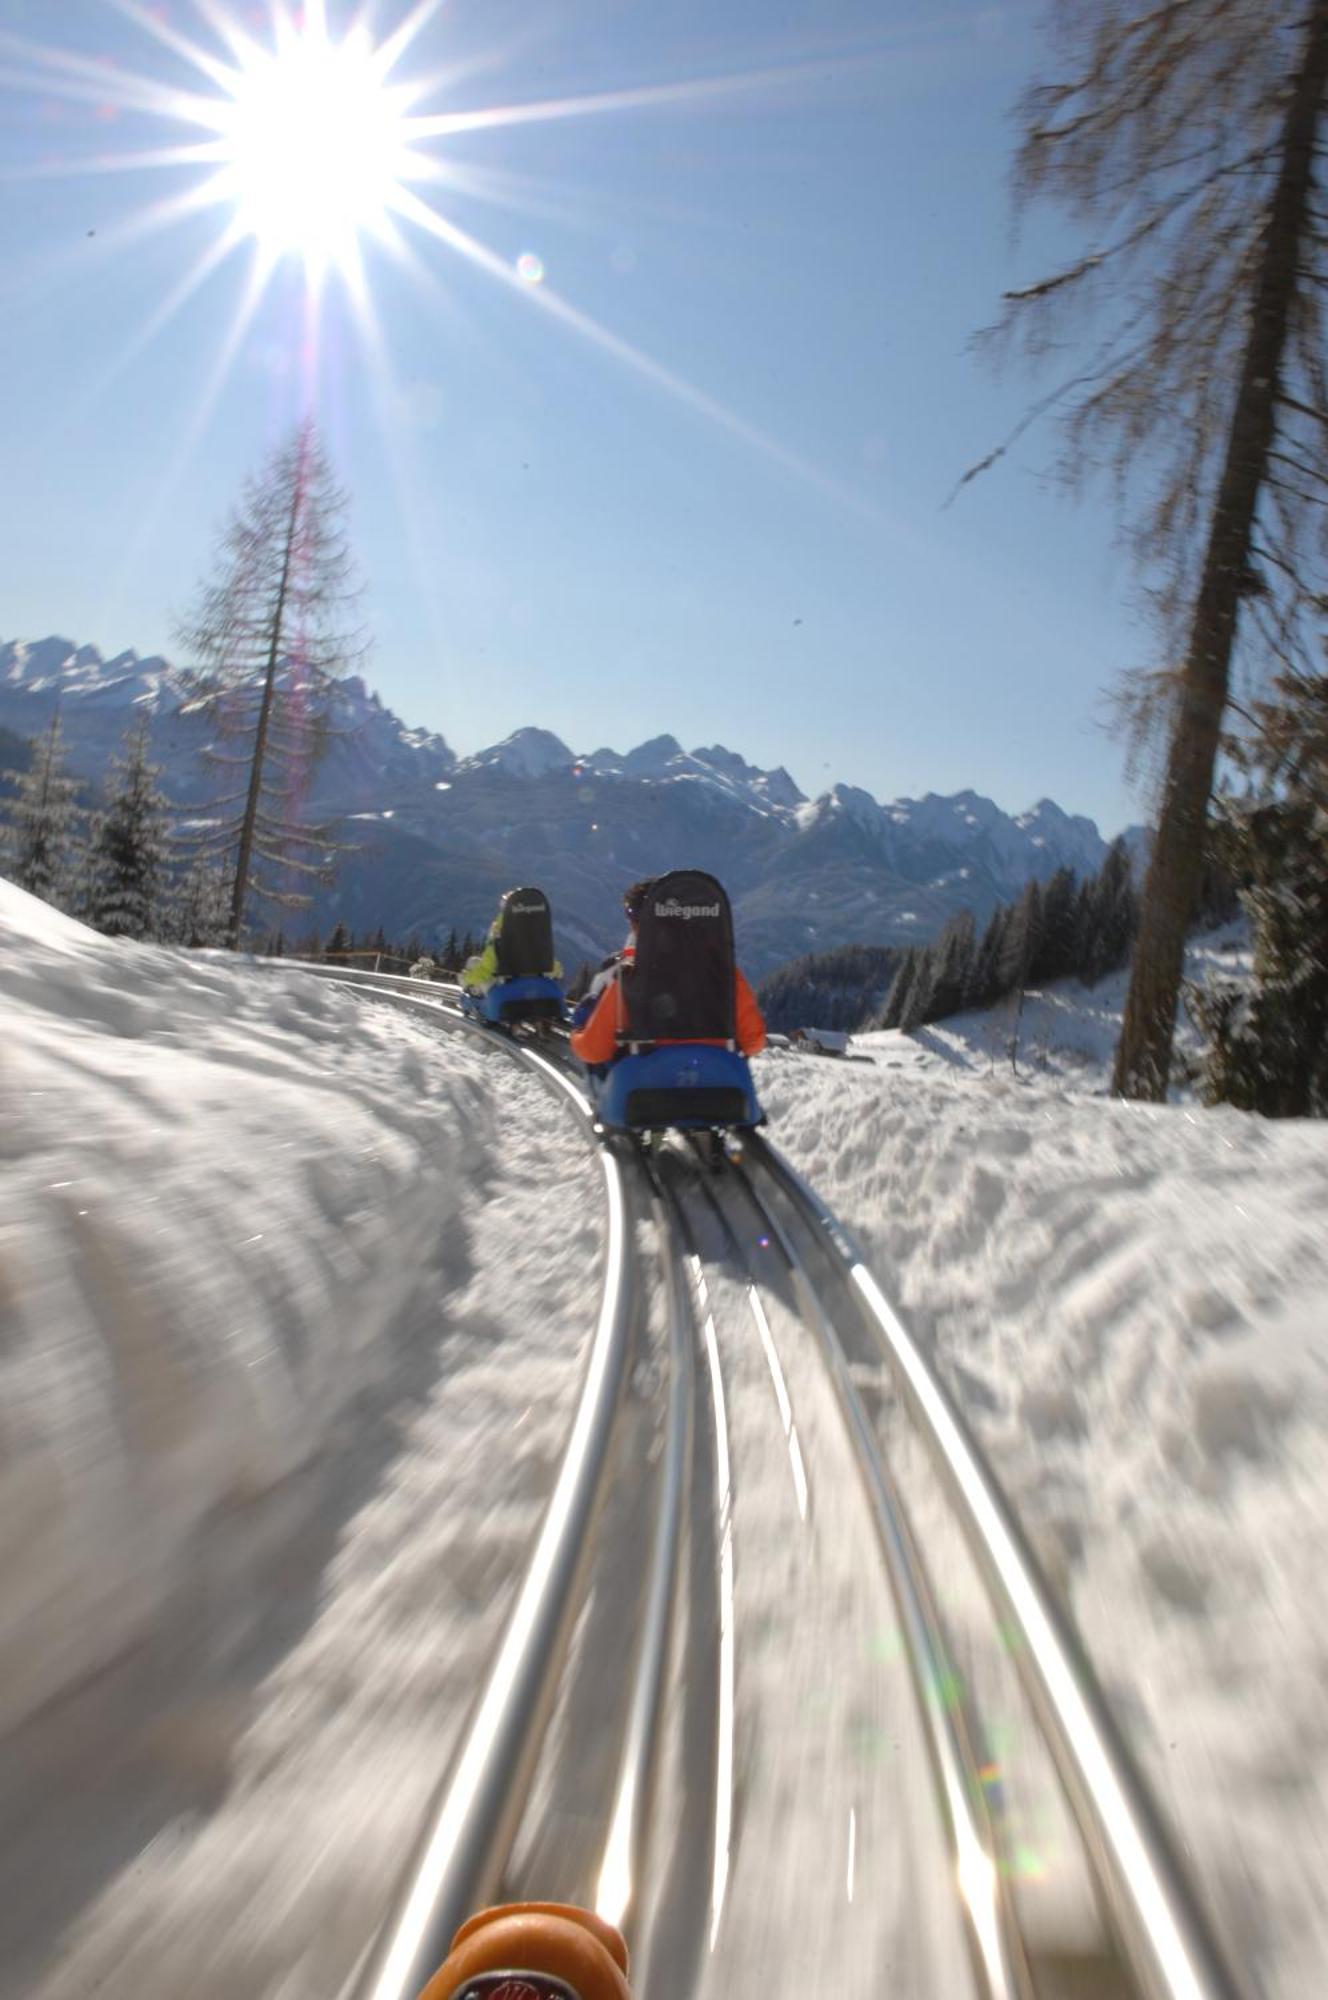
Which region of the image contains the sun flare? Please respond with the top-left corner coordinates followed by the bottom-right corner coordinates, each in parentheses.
top-left (0, 1), bottom-right (869, 525)
top-left (209, 19), bottom-right (418, 276)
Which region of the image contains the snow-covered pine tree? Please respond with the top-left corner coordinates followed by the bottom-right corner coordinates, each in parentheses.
top-left (81, 717), bottom-right (170, 940)
top-left (0, 713), bottom-right (83, 907)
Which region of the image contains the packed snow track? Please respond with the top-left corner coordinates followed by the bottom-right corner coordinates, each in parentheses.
top-left (285, 965), bottom-right (1242, 2000)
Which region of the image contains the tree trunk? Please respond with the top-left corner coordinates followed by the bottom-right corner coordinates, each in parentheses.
top-left (227, 473), bottom-right (303, 948)
top-left (1113, 0), bottom-right (1328, 1100)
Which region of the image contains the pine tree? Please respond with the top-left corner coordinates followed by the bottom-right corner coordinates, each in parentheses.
top-left (1035, 867), bottom-right (1078, 985)
top-left (81, 718), bottom-right (170, 940)
top-left (878, 948), bottom-right (919, 1030)
top-left (0, 713), bottom-right (83, 907)
top-left (1000, 880), bottom-right (1044, 995)
top-left (176, 420), bottom-right (366, 949)
top-left (172, 855), bottom-right (231, 948)
top-left (974, 1), bottom-right (1328, 1097)
top-left (926, 910), bottom-right (977, 1021)
top-left (325, 920), bottom-right (351, 959)
top-left (1190, 671), bottom-right (1328, 1114)
top-left (968, 906), bottom-right (1008, 1010)
top-left (898, 946), bottom-right (936, 1032)
top-left (1095, 839), bottom-right (1139, 980)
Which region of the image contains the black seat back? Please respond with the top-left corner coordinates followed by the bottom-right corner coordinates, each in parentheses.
top-left (495, 886), bottom-right (555, 976)
top-left (621, 870), bottom-right (735, 1045)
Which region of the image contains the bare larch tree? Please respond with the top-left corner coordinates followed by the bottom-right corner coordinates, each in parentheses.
top-left (974, 0), bottom-right (1328, 1099)
top-left (177, 420), bottom-right (364, 948)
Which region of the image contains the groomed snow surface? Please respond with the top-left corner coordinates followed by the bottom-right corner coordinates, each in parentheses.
top-left (3, 882), bottom-right (1325, 1999)
top-left (0, 879), bottom-right (604, 1996)
top-left (763, 971), bottom-right (1328, 2000)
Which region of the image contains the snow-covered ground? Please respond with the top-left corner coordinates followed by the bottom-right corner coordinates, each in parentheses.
top-left (880, 923), bottom-right (1251, 1090)
top-left (0, 880), bottom-right (603, 1996)
top-left (758, 964), bottom-right (1328, 2000)
top-left (5, 879), bottom-right (1325, 1999)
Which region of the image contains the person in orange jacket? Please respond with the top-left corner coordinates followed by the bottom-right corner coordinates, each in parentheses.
top-left (570, 876), bottom-right (766, 1067)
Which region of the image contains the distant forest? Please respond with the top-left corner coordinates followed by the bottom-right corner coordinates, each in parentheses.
top-left (758, 843), bottom-right (1238, 1038)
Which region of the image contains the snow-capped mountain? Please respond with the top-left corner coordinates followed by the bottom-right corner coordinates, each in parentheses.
top-left (456, 726), bottom-right (575, 781)
top-left (0, 635), bottom-right (1145, 976)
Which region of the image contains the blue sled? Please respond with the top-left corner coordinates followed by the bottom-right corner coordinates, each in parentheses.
top-left (461, 974), bottom-right (566, 1028)
top-left (592, 1044), bottom-right (764, 1134)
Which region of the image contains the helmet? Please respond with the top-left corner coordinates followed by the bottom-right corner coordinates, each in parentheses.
top-left (623, 878), bottom-right (654, 925)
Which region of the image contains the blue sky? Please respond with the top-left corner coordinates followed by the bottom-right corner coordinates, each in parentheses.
top-left (0, 0), bottom-right (1148, 832)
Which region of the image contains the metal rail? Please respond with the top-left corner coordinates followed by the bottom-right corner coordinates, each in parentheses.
top-left (709, 1154), bottom-right (1032, 2000)
top-left (593, 1175), bottom-right (694, 1938)
top-left (660, 1166), bottom-right (738, 1954)
top-left (745, 1133), bottom-right (1245, 2000)
top-left (286, 973), bottom-right (639, 2000)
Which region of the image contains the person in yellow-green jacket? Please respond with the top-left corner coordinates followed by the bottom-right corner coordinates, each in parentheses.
top-left (461, 885), bottom-right (563, 994)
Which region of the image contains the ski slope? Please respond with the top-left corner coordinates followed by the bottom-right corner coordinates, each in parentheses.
top-left (762, 996), bottom-right (1328, 2000)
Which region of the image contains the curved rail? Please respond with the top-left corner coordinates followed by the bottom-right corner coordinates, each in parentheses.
top-left (697, 1156), bottom-right (1032, 2000)
top-left (286, 971), bottom-right (639, 2000)
top-left (593, 1174), bottom-right (694, 1937)
top-left (745, 1133), bottom-right (1244, 2000)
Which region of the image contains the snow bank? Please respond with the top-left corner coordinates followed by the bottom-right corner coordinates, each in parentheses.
top-left (0, 878), bottom-right (606, 1996)
top-left (755, 1035), bottom-right (1328, 1999)
top-left (1, 879), bottom-right (480, 1735)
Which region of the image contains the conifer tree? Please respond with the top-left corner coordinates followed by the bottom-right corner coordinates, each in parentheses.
top-left (0, 713), bottom-right (83, 907)
top-left (878, 948), bottom-right (919, 1030)
top-left (172, 854), bottom-right (231, 948)
top-left (928, 911), bottom-right (977, 1020)
top-left (177, 420), bottom-right (365, 949)
top-left (1000, 880), bottom-right (1044, 995)
top-left (1094, 839), bottom-right (1139, 981)
top-left (968, 906), bottom-right (1008, 1011)
top-left (898, 947), bottom-right (935, 1032)
top-left (1036, 866), bottom-right (1079, 985)
top-left (1190, 671), bottom-right (1328, 1114)
top-left (82, 717), bottom-right (170, 940)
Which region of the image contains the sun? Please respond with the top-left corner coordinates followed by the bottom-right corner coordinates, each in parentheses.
top-left (209, 15), bottom-right (419, 278)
